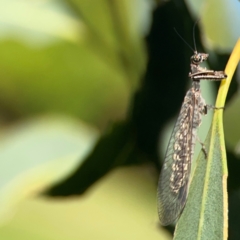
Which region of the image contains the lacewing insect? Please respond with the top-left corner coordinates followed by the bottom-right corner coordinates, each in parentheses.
top-left (157, 50), bottom-right (227, 226)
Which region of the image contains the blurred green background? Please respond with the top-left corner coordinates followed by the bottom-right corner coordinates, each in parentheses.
top-left (0, 0), bottom-right (239, 239)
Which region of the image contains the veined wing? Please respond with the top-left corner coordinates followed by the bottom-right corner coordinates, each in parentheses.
top-left (157, 89), bottom-right (197, 226)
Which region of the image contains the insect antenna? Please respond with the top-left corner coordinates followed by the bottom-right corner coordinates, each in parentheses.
top-left (192, 19), bottom-right (201, 52)
top-left (174, 28), bottom-right (195, 53)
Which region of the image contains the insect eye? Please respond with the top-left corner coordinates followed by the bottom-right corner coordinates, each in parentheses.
top-left (191, 54), bottom-right (202, 64)
top-left (195, 55), bottom-right (201, 62)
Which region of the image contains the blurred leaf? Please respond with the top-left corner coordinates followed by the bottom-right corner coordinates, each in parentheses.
top-left (47, 121), bottom-right (140, 196)
top-left (202, 0), bottom-right (240, 52)
top-left (0, 116), bottom-right (99, 222)
top-left (0, 165), bottom-right (171, 240)
top-left (0, 40), bottom-right (131, 128)
top-left (185, 0), bottom-right (240, 52)
top-left (0, 0), bottom-right (148, 129)
top-left (67, 0), bottom-right (147, 88)
top-left (0, 1), bottom-right (84, 44)
top-left (224, 95), bottom-right (240, 151)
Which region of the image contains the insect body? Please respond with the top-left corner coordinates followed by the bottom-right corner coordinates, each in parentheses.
top-left (157, 52), bottom-right (227, 226)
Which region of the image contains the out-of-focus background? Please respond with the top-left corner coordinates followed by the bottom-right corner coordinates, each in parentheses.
top-left (0, 0), bottom-right (239, 239)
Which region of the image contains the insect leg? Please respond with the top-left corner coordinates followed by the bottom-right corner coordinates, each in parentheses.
top-left (206, 105), bottom-right (225, 110)
top-left (196, 136), bottom-right (207, 159)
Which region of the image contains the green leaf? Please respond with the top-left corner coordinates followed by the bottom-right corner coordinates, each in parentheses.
top-left (0, 40), bottom-right (131, 128)
top-left (0, 116), bottom-right (99, 222)
top-left (67, 0), bottom-right (147, 89)
top-left (185, 0), bottom-right (240, 52)
top-left (0, 0), bottom-right (149, 128)
top-left (0, 166), bottom-right (171, 240)
top-left (224, 95), bottom-right (240, 151)
top-left (0, 1), bottom-right (84, 43)
top-left (47, 122), bottom-right (136, 196)
top-left (173, 39), bottom-right (240, 239)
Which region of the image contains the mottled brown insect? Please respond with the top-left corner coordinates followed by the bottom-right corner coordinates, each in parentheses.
top-left (157, 51), bottom-right (227, 226)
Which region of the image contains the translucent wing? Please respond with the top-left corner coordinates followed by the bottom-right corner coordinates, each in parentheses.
top-left (157, 89), bottom-right (198, 226)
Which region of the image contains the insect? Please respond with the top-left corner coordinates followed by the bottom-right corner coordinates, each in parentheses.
top-left (157, 50), bottom-right (227, 226)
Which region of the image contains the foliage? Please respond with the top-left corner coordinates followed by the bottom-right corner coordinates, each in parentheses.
top-left (0, 0), bottom-right (239, 239)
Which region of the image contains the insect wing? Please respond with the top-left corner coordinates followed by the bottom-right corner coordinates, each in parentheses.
top-left (157, 90), bottom-right (195, 225)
